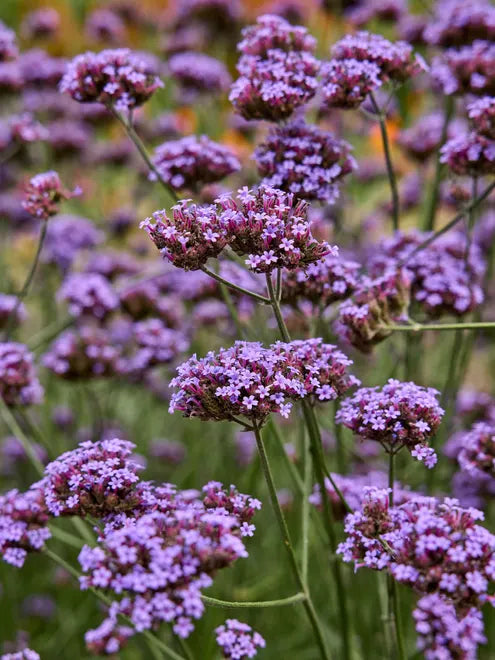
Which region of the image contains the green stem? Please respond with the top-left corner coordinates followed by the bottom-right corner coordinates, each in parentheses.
top-left (0, 398), bottom-right (44, 474)
top-left (253, 425), bottom-right (330, 660)
top-left (203, 266), bottom-right (270, 304)
top-left (369, 92), bottom-right (399, 231)
top-left (387, 453), bottom-right (406, 660)
top-left (201, 592), bottom-right (306, 609)
top-left (5, 222), bottom-right (48, 339)
top-left (384, 321), bottom-right (495, 332)
top-left (28, 316), bottom-right (74, 351)
top-left (301, 427), bottom-right (311, 586)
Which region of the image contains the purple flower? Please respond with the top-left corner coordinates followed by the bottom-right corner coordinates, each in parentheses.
top-left (0, 20), bottom-right (18, 62)
top-left (440, 131), bottom-right (495, 176)
top-left (151, 136), bottom-right (240, 191)
top-left (122, 318), bottom-right (190, 373)
top-left (432, 41), bottom-right (495, 96)
top-left (22, 171), bottom-right (80, 221)
top-left (21, 8), bottom-right (60, 40)
top-left (215, 619), bottom-right (266, 659)
top-left (0, 113), bottom-right (48, 150)
top-left (59, 49), bottom-right (163, 112)
top-left (84, 250), bottom-right (140, 282)
top-left (1, 649), bottom-right (40, 660)
top-left (337, 378), bottom-right (444, 465)
top-left (457, 422), bottom-right (495, 478)
top-left (168, 52), bottom-right (231, 96)
top-left (468, 96), bottom-right (495, 139)
top-left (85, 9), bottom-right (125, 44)
top-left (320, 58), bottom-right (382, 110)
top-left (424, 0), bottom-right (495, 47)
top-left (254, 119), bottom-right (356, 203)
top-left (346, 0), bottom-right (405, 28)
top-left (0, 343), bottom-right (43, 407)
top-left (0, 295), bottom-right (27, 330)
top-left (41, 214), bottom-right (103, 273)
top-left (398, 112), bottom-right (466, 162)
top-left (149, 439), bottom-right (186, 465)
top-left (171, 0), bottom-right (242, 34)
top-left (58, 273), bottom-right (119, 321)
top-left (238, 14), bottom-right (316, 56)
top-left (19, 49), bottom-right (67, 88)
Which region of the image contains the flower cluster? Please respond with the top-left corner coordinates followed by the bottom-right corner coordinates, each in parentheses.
top-left (0, 113), bottom-right (48, 150)
top-left (339, 490), bottom-right (495, 614)
top-left (369, 231), bottom-right (486, 318)
top-left (457, 422), bottom-right (495, 478)
top-left (85, 250), bottom-right (140, 282)
top-left (85, 9), bottom-right (125, 43)
top-left (0, 295), bottom-right (26, 330)
top-left (1, 650), bottom-right (40, 660)
top-left (168, 52), bottom-right (231, 95)
top-left (202, 481), bottom-right (261, 538)
top-left (337, 379), bottom-right (444, 467)
top-left (141, 200), bottom-right (229, 270)
top-left (331, 31), bottom-right (424, 84)
top-left (21, 8), bottom-right (60, 40)
top-left (42, 214), bottom-right (103, 273)
top-left (218, 186), bottom-right (335, 273)
top-left (335, 270), bottom-right (411, 353)
top-left (119, 280), bottom-right (184, 325)
top-left (58, 273), bottom-right (119, 321)
top-left (254, 120), bottom-right (356, 203)
top-left (398, 112), bottom-right (465, 162)
top-left (151, 135), bottom-right (240, 191)
top-left (281, 254), bottom-right (360, 310)
top-left (0, 20), bottom-right (17, 62)
top-left (346, 0), bottom-right (405, 28)
top-left (170, 339), bottom-right (357, 425)
top-left (59, 48), bottom-right (163, 112)
top-left (468, 96), bottom-right (495, 139)
top-left (40, 438), bottom-right (143, 518)
top-left (440, 132), bottom-right (495, 176)
top-left (320, 59), bottom-right (382, 110)
top-left (424, 0), bottom-right (495, 47)
top-left (123, 319), bottom-right (189, 373)
top-left (215, 619), bottom-right (266, 659)
top-left (413, 593), bottom-right (486, 660)
top-left (22, 171), bottom-right (79, 221)
top-left (0, 486), bottom-right (51, 568)
top-left (0, 343), bottom-right (43, 407)
top-left (433, 41), bottom-right (495, 96)
top-left (230, 15), bottom-right (319, 122)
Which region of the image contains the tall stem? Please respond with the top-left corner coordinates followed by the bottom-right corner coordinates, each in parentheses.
top-left (369, 92), bottom-right (399, 231)
top-left (387, 453), bottom-right (406, 660)
top-left (253, 425), bottom-right (330, 660)
top-left (203, 266), bottom-right (270, 304)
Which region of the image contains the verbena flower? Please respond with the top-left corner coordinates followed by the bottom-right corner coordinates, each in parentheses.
top-left (398, 112), bottom-right (466, 162)
top-left (468, 96), bottom-right (495, 139)
top-left (21, 8), bottom-right (60, 40)
top-left (346, 0), bottom-right (405, 28)
top-left (320, 58), bottom-right (382, 110)
top-left (0, 343), bottom-right (43, 407)
top-left (215, 619), bottom-right (266, 659)
top-left (22, 171), bottom-right (79, 221)
top-left (424, 0), bottom-right (495, 47)
top-left (171, 0), bottom-right (242, 34)
top-left (440, 132), bottom-right (495, 176)
top-left (41, 214), bottom-right (103, 273)
top-left (0, 113), bottom-right (48, 150)
top-left (337, 379), bottom-right (444, 467)
top-left (0, 486), bottom-right (51, 567)
top-left (122, 319), bottom-right (189, 373)
top-left (119, 280), bottom-right (184, 326)
top-left (1, 649), bottom-right (41, 660)
top-left (58, 273), bottom-right (119, 321)
top-left (40, 438), bottom-right (143, 517)
top-left (432, 41), bottom-right (495, 96)
top-left (254, 119), bottom-right (356, 203)
top-left (85, 9), bottom-right (125, 43)
top-left (457, 422), bottom-right (495, 478)
top-left (151, 136), bottom-right (240, 191)
top-left (170, 339), bottom-right (357, 425)
top-left (85, 619), bottom-right (134, 656)
top-left (238, 14), bottom-right (316, 56)
top-left (168, 52), bottom-right (231, 96)
top-left (218, 186), bottom-right (335, 273)
top-left (0, 295), bottom-right (27, 330)
top-left (84, 250), bottom-right (140, 282)
top-left (335, 270), bottom-right (411, 353)
top-left (59, 49), bottom-right (163, 112)
top-left (331, 31), bottom-right (424, 84)
top-left (0, 20), bottom-right (18, 62)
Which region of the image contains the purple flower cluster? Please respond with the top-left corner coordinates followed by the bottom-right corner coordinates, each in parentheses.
top-left (40, 438), bottom-right (143, 518)
top-left (346, 0), bottom-right (405, 28)
top-left (0, 486), bottom-right (51, 567)
top-left (468, 96), bottom-right (495, 139)
top-left (424, 0), bottom-right (495, 47)
top-left (0, 295), bottom-right (26, 330)
top-left (0, 113), bottom-right (48, 150)
top-left (0, 343), bottom-right (43, 407)
top-left (281, 254), bottom-right (360, 310)
top-left (320, 59), bottom-right (382, 110)
top-left (369, 231), bottom-right (486, 318)
top-left (335, 270), bottom-right (411, 353)
top-left (124, 318), bottom-right (189, 373)
top-left (337, 379), bottom-right (444, 467)
top-left (230, 15), bottom-right (319, 122)
top-left (58, 273), bottom-right (119, 321)
top-left (0, 20), bottom-right (17, 62)
top-left (254, 120), bottom-right (356, 203)
top-left (215, 619), bottom-right (266, 659)
top-left (59, 48), bottom-right (163, 112)
top-left (151, 135), bottom-right (240, 191)
top-left (1, 650), bottom-right (40, 660)
top-left (413, 593), bottom-right (486, 660)
top-left (440, 132), bottom-right (495, 176)
top-left (398, 112), bottom-right (466, 162)
top-left (119, 279), bottom-right (184, 325)
top-left (21, 8), bottom-right (60, 40)
top-left (42, 214), bottom-right (103, 273)
top-left (432, 41), bottom-right (495, 96)
top-left (168, 52), bottom-right (231, 95)
top-left (331, 31), bottom-right (424, 84)
top-left (22, 171), bottom-right (79, 221)
top-left (85, 9), bottom-right (125, 44)
top-left (84, 250), bottom-right (140, 282)
top-left (457, 422), bottom-right (495, 478)
top-left (202, 481), bottom-right (262, 537)
top-left (170, 339), bottom-right (357, 425)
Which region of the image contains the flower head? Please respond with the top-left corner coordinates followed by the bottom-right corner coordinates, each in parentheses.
top-left (58, 273), bottom-right (119, 321)
top-left (398, 112), bottom-right (466, 162)
top-left (457, 422), bottom-right (495, 478)
top-left (0, 343), bottom-right (43, 407)
top-left (424, 0), bottom-right (495, 47)
top-left (468, 96), bottom-right (495, 139)
top-left (0, 295), bottom-right (27, 330)
top-left (22, 171), bottom-right (79, 221)
top-left (440, 132), bottom-right (495, 176)
top-left (320, 58), bottom-right (382, 109)
top-left (169, 52), bottom-right (231, 96)
top-left (0, 20), bottom-right (18, 62)
top-left (215, 619), bottom-right (266, 659)
top-left (432, 41), bottom-right (495, 96)
top-left (238, 14), bottom-right (316, 56)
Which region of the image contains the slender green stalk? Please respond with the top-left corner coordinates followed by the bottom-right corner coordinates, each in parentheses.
top-left (301, 427), bottom-right (311, 586)
top-left (0, 398), bottom-right (45, 474)
top-left (369, 92), bottom-right (399, 231)
top-left (202, 266), bottom-right (270, 304)
top-left (201, 592), bottom-right (306, 609)
top-left (28, 316), bottom-right (74, 351)
top-left (387, 453), bottom-right (406, 660)
top-left (384, 321), bottom-right (495, 332)
top-left (253, 425), bottom-right (330, 660)
top-left (5, 222), bottom-right (48, 339)
top-left (266, 418), bottom-right (304, 493)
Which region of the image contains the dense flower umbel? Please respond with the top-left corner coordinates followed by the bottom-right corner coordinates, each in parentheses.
top-left (215, 619), bottom-right (266, 659)
top-left (151, 136), bottom-right (240, 191)
top-left (369, 231), bottom-right (486, 318)
top-left (22, 171), bottom-right (79, 221)
top-left (440, 132), bottom-right (495, 176)
top-left (281, 254), bottom-right (360, 310)
top-left (79, 483), bottom-right (257, 646)
top-left (59, 49), bottom-right (163, 112)
top-left (0, 295), bottom-right (26, 330)
top-left (0, 20), bottom-right (17, 62)
top-left (424, 0), bottom-right (495, 47)
top-left (457, 422), bottom-right (495, 478)
top-left (141, 200), bottom-right (229, 271)
top-left (0, 343), bottom-right (43, 407)
top-left (0, 113), bottom-right (48, 150)
top-left (398, 112), bottom-right (466, 163)
top-left (338, 489), bottom-right (495, 613)
top-left (238, 14), bottom-right (316, 56)
top-left (170, 339), bottom-right (357, 425)
top-left (335, 270), bottom-right (411, 353)
top-left (0, 486), bottom-right (51, 567)
top-left (42, 326), bottom-right (121, 380)
top-left (217, 186), bottom-right (335, 273)
top-left (168, 52), bottom-right (231, 95)
top-left (42, 215), bottom-right (103, 273)
top-left (84, 619), bottom-right (133, 656)
top-left (40, 438), bottom-right (143, 517)
top-left (254, 120), bottom-right (356, 203)
top-left (320, 59), bottom-right (382, 110)
top-left (413, 593), bottom-right (486, 660)
top-left (331, 31), bottom-right (424, 84)
top-left (432, 41), bottom-right (495, 96)
top-left (58, 274), bottom-right (119, 321)
top-left (21, 8), bottom-right (60, 40)
top-left (346, 0), bottom-right (405, 27)
top-left (1, 649), bottom-right (41, 660)
top-left (468, 96), bottom-right (495, 139)
top-left (122, 319), bottom-right (189, 373)
top-left (337, 379), bottom-right (444, 467)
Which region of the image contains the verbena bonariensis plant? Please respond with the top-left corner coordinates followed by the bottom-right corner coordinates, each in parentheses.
top-left (3, 4), bottom-right (495, 660)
